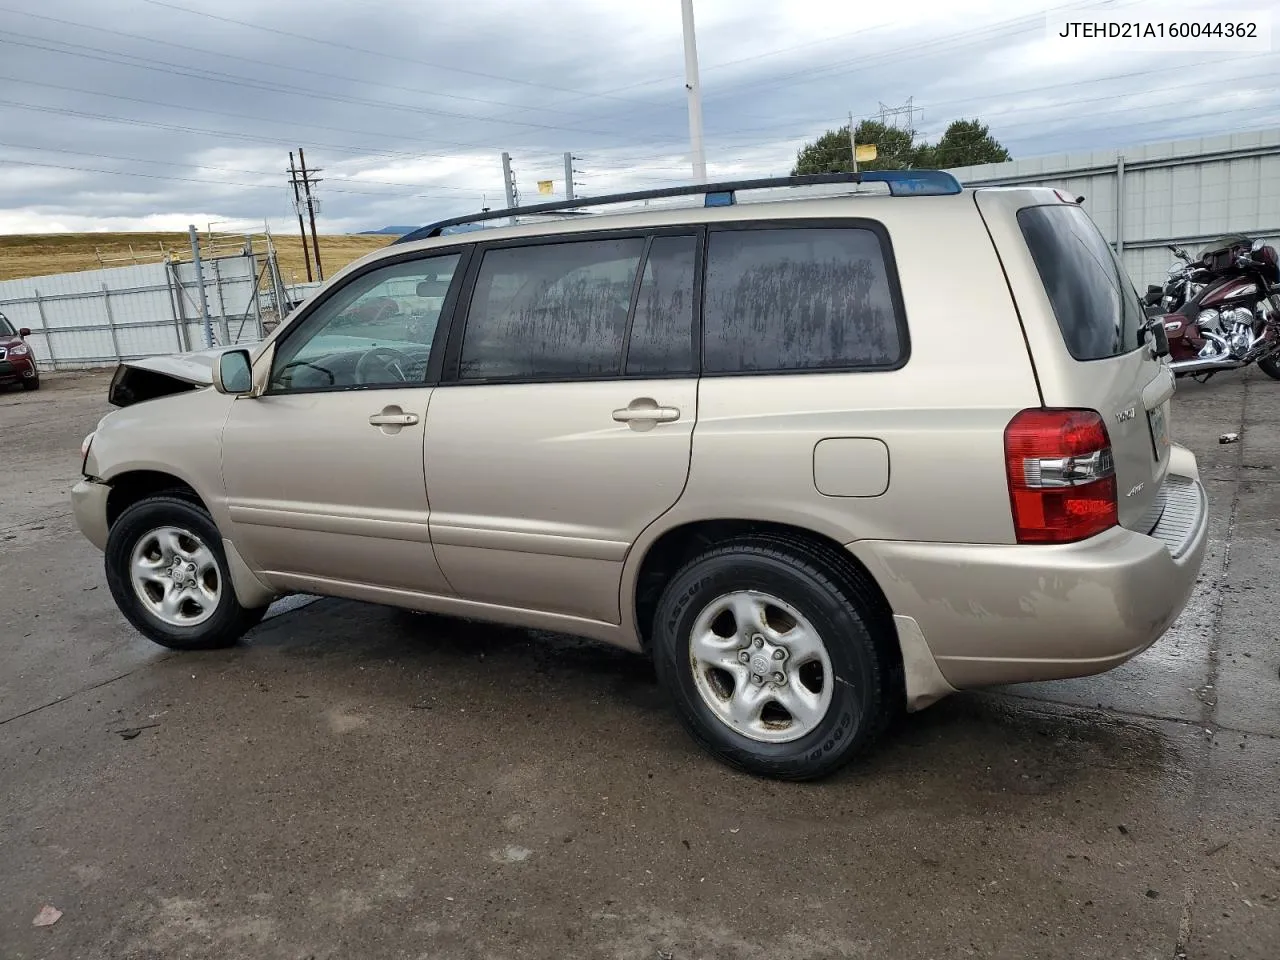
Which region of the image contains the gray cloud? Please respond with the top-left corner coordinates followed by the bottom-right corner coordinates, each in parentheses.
top-left (0, 0), bottom-right (1276, 233)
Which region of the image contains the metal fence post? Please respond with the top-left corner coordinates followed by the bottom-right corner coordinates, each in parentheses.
top-left (33, 288), bottom-right (57, 371)
top-left (251, 259), bottom-right (265, 339)
top-left (188, 225), bottom-right (214, 348)
top-left (211, 258), bottom-right (231, 345)
top-left (101, 283), bottom-right (122, 361)
top-left (165, 261), bottom-right (191, 353)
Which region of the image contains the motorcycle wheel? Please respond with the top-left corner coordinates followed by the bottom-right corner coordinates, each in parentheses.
top-left (1258, 354), bottom-right (1280, 381)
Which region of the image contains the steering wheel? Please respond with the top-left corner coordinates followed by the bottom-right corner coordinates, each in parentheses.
top-left (354, 346), bottom-right (416, 384)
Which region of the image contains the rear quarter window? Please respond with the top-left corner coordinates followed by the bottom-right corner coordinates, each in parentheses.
top-left (1018, 204), bottom-right (1145, 361)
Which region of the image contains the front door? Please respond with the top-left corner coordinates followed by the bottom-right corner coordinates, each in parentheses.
top-left (425, 232), bottom-right (701, 624)
top-left (221, 249), bottom-right (466, 595)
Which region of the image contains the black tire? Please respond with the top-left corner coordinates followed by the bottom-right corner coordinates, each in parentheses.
top-left (651, 535), bottom-right (897, 781)
top-left (105, 495), bottom-right (266, 650)
top-left (1258, 354), bottom-right (1280, 380)
top-left (21, 376), bottom-right (39, 390)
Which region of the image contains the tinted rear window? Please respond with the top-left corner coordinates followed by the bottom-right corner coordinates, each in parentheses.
top-left (1018, 204), bottom-right (1145, 361)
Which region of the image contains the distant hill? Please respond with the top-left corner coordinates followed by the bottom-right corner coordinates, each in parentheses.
top-left (0, 233), bottom-right (394, 282)
top-left (359, 226), bottom-right (419, 236)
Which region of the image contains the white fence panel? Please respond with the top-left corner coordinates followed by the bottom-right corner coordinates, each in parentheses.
top-left (0, 254), bottom-right (264, 370)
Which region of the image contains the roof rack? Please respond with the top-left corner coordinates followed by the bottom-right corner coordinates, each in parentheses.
top-left (394, 170), bottom-right (962, 244)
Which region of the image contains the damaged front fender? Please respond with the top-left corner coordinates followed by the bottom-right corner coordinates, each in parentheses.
top-left (109, 343), bottom-right (261, 407)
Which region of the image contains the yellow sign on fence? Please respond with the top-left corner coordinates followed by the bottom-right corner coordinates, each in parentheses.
top-left (854, 144), bottom-right (878, 163)
top-left (537, 180), bottom-right (555, 195)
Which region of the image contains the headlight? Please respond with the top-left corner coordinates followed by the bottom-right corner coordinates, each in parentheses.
top-left (8, 343), bottom-right (29, 356)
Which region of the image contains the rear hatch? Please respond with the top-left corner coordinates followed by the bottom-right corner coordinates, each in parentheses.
top-left (978, 190), bottom-right (1172, 533)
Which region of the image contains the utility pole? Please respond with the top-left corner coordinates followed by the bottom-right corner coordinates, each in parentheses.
top-left (298, 148), bottom-right (324, 281)
top-left (501, 151), bottom-right (518, 224)
top-left (680, 0), bottom-right (707, 182)
top-left (563, 151), bottom-right (576, 201)
top-left (287, 151), bottom-right (313, 283)
top-left (848, 111), bottom-right (858, 174)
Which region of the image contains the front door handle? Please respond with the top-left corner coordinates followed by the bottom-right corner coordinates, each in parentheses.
top-left (369, 412), bottom-right (419, 426)
top-left (369, 405), bottom-right (419, 435)
top-left (612, 399), bottom-right (681, 425)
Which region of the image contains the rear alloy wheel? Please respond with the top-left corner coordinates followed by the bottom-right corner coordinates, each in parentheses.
top-left (688, 590), bottom-right (833, 743)
top-left (651, 538), bottom-right (893, 780)
top-left (105, 496), bottom-right (266, 650)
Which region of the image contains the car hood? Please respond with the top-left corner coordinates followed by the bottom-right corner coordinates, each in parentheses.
top-left (0, 334), bottom-right (22, 347)
top-left (109, 342), bottom-right (261, 407)
top-left (121, 343), bottom-right (257, 385)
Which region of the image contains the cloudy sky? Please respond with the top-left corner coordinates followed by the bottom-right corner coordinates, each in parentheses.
top-left (0, 0), bottom-right (1276, 234)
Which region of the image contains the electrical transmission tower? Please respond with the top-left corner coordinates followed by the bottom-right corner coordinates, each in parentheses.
top-left (287, 148), bottom-right (324, 281)
top-left (878, 97), bottom-right (917, 131)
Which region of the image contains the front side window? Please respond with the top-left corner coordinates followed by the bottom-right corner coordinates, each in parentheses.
top-left (0, 313), bottom-right (14, 337)
top-left (702, 227), bottom-right (905, 374)
top-left (460, 238), bottom-right (645, 380)
top-left (270, 253), bottom-right (461, 392)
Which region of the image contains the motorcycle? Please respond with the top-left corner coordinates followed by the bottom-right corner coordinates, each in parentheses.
top-left (1142, 243), bottom-right (1214, 318)
top-left (1156, 237), bottom-right (1280, 381)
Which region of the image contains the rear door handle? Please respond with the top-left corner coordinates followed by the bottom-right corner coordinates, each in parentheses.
top-left (369, 412), bottom-right (419, 426)
top-left (613, 403), bottom-right (681, 424)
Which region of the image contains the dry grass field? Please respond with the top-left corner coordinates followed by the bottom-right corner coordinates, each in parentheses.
top-left (0, 232), bottom-right (396, 283)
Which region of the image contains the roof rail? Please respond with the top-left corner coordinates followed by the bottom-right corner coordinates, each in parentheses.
top-left (393, 170), bottom-right (962, 244)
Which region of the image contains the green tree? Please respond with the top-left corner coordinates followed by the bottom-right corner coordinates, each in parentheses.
top-left (791, 116), bottom-right (1010, 175)
top-left (928, 119), bottom-right (1011, 168)
top-left (791, 120), bottom-right (919, 175)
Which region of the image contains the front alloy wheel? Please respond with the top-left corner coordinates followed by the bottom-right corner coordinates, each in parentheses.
top-left (105, 495), bottom-right (266, 649)
top-left (128, 526), bottom-right (222, 627)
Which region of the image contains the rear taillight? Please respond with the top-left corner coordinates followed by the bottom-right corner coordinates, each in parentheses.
top-left (1004, 409), bottom-right (1118, 544)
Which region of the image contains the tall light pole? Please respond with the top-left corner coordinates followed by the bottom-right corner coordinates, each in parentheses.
top-left (680, 0), bottom-right (707, 182)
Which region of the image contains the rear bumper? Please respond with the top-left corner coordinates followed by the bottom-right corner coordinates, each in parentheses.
top-left (71, 478), bottom-right (111, 551)
top-left (850, 458), bottom-right (1208, 691)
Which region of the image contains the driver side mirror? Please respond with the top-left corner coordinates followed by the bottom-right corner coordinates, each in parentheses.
top-left (213, 348), bottom-right (253, 395)
top-left (18, 327), bottom-right (30, 337)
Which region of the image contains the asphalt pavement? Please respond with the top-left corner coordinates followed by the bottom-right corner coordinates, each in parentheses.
top-left (1, 369), bottom-right (1276, 960)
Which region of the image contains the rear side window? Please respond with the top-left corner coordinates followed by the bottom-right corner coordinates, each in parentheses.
top-left (702, 226), bottom-right (905, 374)
top-left (1018, 204), bottom-right (1145, 361)
top-left (625, 235), bottom-right (697, 376)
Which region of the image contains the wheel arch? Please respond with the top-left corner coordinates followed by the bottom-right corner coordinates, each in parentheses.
top-left (628, 518), bottom-right (901, 685)
top-left (105, 469), bottom-right (207, 529)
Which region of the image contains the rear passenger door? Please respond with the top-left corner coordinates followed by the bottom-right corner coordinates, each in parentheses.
top-left (423, 230), bottom-right (700, 624)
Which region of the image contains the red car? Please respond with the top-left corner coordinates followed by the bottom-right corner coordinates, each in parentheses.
top-left (0, 311), bottom-right (40, 391)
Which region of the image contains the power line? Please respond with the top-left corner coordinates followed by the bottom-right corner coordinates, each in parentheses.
top-left (0, 31), bottom-right (642, 140)
top-left (0, 151), bottom-right (485, 201)
top-left (0, 6), bottom-right (603, 120)
top-left (518, 0), bottom-right (1123, 139)
top-left (600, 54), bottom-right (1279, 165)
top-left (136, 0), bottom-right (659, 107)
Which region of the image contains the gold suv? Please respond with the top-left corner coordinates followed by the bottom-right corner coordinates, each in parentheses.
top-left (72, 173), bottom-right (1208, 780)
